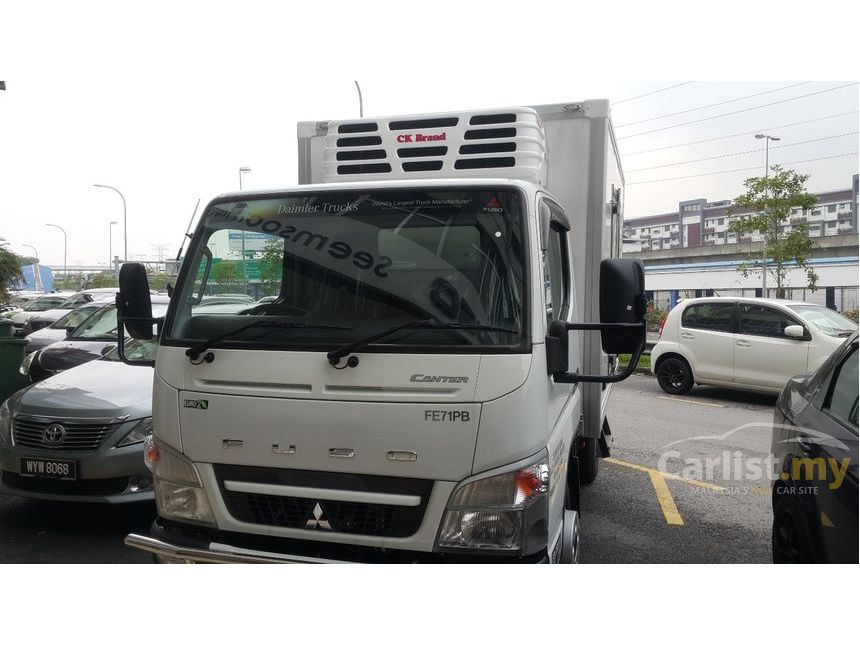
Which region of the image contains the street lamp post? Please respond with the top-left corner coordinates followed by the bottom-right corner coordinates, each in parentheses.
top-left (109, 221), bottom-right (117, 275)
top-left (238, 166), bottom-right (251, 190)
top-left (45, 223), bottom-right (67, 289)
top-left (754, 133), bottom-right (780, 296)
top-left (21, 244), bottom-right (38, 260)
top-left (238, 167), bottom-right (251, 293)
top-left (93, 184), bottom-right (128, 262)
top-left (21, 244), bottom-right (41, 291)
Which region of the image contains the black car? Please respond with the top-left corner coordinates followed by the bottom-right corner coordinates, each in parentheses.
top-left (19, 298), bottom-right (170, 383)
top-left (23, 302), bottom-right (105, 354)
top-left (772, 331), bottom-right (858, 563)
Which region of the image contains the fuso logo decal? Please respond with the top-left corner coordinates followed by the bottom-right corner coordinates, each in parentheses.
top-left (484, 197), bottom-right (504, 213)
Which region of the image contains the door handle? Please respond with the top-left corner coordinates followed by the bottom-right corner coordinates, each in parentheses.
top-left (736, 340), bottom-right (751, 348)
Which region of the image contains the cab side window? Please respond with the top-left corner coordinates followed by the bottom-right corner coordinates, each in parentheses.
top-left (541, 205), bottom-right (569, 327)
top-left (681, 303), bottom-right (734, 332)
top-left (825, 346), bottom-right (858, 429)
top-left (738, 304), bottom-right (800, 338)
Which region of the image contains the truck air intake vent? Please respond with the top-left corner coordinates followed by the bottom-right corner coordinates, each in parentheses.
top-left (403, 160), bottom-right (444, 172)
top-left (469, 113), bottom-right (517, 125)
top-left (454, 157), bottom-right (516, 169)
top-left (337, 163), bottom-right (392, 175)
top-left (322, 107), bottom-right (546, 184)
top-left (336, 135), bottom-right (383, 147)
top-left (389, 117), bottom-right (459, 130)
top-left (337, 122), bottom-right (379, 134)
top-left (397, 146), bottom-right (448, 158)
top-left (336, 149), bottom-right (387, 161)
top-left (463, 127), bottom-right (517, 140)
top-left (459, 142), bottom-right (517, 154)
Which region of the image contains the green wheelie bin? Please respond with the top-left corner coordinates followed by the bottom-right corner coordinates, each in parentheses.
top-left (0, 319), bottom-right (27, 403)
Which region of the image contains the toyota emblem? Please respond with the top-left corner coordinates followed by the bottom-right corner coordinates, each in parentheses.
top-left (42, 424), bottom-right (66, 446)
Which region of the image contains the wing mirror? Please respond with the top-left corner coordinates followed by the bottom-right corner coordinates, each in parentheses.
top-left (784, 325), bottom-right (805, 339)
top-left (546, 259), bottom-right (646, 384)
top-left (116, 263), bottom-right (158, 366)
top-left (118, 263), bottom-right (153, 340)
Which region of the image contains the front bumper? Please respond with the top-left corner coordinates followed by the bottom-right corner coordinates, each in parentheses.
top-left (126, 518), bottom-right (549, 564)
top-left (125, 534), bottom-right (346, 563)
top-left (0, 440), bottom-right (152, 504)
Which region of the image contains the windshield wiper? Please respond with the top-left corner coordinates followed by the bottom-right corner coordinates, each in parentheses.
top-left (186, 320), bottom-right (354, 361)
top-left (327, 319), bottom-right (519, 367)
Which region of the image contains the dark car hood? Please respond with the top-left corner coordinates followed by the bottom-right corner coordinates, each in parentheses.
top-left (35, 339), bottom-right (116, 372)
top-left (17, 360), bottom-right (154, 419)
top-left (24, 328), bottom-right (68, 353)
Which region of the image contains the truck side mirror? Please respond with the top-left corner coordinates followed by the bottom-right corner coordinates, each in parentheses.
top-left (117, 263), bottom-right (154, 340)
top-left (548, 259), bottom-right (646, 384)
top-left (599, 259), bottom-right (646, 354)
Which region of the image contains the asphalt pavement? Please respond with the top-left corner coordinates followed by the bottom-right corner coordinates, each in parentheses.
top-left (0, 373), bottom-right (779, 564)
top-left (580, 374), bottom-right (778, 563)
top-left (0, 497), bottom-right (154, 563)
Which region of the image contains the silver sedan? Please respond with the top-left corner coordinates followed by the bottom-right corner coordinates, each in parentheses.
top-left (0, 339), bottom-right (155, 503)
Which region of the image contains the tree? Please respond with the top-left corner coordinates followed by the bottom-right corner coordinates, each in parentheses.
top-left (210, 260), bottom-right (240, 289)
top-left (82, 272), bottom-right (119, 289)
top-left (0, 247), bottom-right (24, 301)
top-left (258, 239), bottom-right (284, 296)
top-left (147, 273), bottom-right (174, 291)
top-left (728, 165), bottom-right (819, 297)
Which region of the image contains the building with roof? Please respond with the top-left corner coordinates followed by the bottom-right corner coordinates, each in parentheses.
top-left (624, 174), bottom-right (857, 252)
top-left (623, 174), bottom-right (859, 314)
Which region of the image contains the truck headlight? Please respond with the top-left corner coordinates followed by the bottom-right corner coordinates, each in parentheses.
top-left (145, 436), bottom-right (215, 526)
top-left (115, 417), bottom-right (152, 447)
top-left (19, 351), bottom-right (37, 376)
top-left (437, 452), bottom-right (550, 554)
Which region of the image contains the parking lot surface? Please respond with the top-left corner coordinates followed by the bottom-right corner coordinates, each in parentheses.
top-left (581, 374), bottom-right (777, 563)
top-left (1, 374), bottom-right (778, 564)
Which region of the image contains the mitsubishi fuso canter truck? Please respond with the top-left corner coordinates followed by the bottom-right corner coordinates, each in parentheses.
top-left (118, 100), bottom-right (646, 563)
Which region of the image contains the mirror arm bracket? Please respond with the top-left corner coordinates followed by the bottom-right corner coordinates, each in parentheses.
top-left (551, 321), bottom-right (646, 384)
top-left (116, 315), bottom-right (161, 367)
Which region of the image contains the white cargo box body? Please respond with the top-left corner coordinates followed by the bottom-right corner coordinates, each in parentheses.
top-left (298, 100), bottom-right (624, 437)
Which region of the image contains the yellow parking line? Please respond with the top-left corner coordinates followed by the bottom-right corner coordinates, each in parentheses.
top-left (648, 471), bottom-right (684, 526)
top-left (656, 395), bottom-right (724, 408)
top-left (604, 457), bottom-right (725, 491)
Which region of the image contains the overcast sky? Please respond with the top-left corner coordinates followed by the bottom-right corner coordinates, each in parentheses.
top-left (1, 3), bottom-right (857, 268)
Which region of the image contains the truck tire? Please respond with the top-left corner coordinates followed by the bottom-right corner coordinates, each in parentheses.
top-left (577, 436), bottom-right (600, 486)
top-left (560, 510), bottom-right (580, 563)
top-left (656, 356), bottom-right (694, 395)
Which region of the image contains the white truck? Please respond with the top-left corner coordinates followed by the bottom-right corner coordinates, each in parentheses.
top-left (119, 100), bottom-right (645, 563)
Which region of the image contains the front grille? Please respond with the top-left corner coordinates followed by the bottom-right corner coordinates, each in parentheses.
top-left (12, 417), bottom-right (119, 452)
top-left (215, 465), bottom-right (432, 538)
top-left (1, 471), bottom-right (129, 496)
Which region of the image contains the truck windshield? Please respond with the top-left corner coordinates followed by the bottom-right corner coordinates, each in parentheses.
top-left (164, 188), bottom-right (527, 353)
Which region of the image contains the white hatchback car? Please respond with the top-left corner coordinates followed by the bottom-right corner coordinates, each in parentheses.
top-left (651, 297), bottom-right (857, 395)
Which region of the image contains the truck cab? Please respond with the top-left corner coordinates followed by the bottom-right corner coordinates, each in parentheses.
top-left (120, 103), bottom-right (645, 563)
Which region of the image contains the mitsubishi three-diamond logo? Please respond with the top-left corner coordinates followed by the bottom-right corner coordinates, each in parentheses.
top-left (305, 502), bottom-right (332, 531)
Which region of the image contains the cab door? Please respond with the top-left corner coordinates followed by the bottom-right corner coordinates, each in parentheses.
top-left (733, 303), bottom-right (809, 390)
